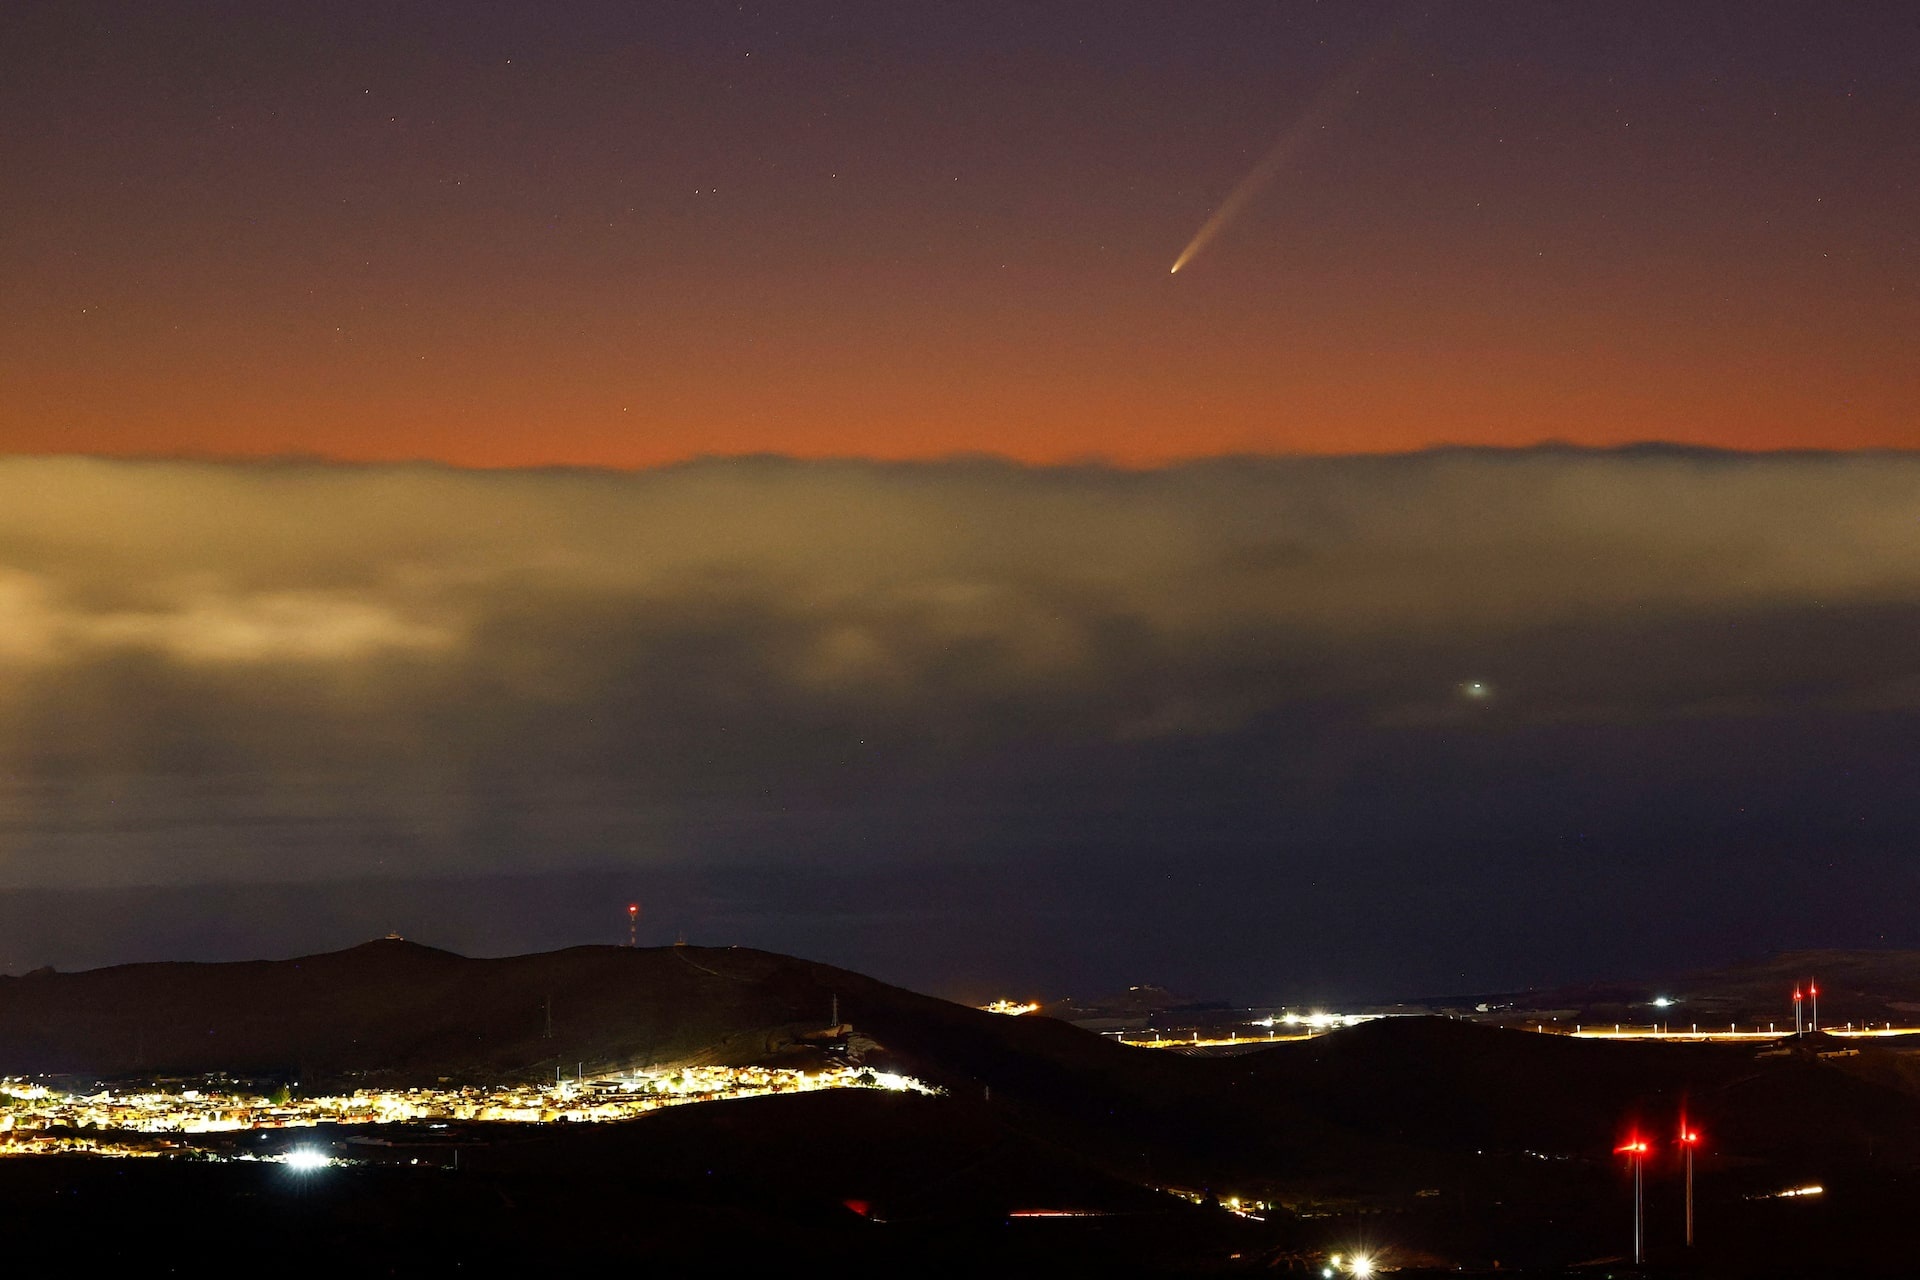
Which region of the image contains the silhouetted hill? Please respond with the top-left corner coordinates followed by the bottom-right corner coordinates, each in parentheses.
top-left (0, 938), bottom-right (1158, 1095)
top-left (10, 942), bottom-right (1920, 1172)
top-left (11, 942), bottom-right (1920, 1272)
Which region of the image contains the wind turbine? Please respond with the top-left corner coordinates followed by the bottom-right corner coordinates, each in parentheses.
top-left (1616, 1134), bottom-right (1649, 1265)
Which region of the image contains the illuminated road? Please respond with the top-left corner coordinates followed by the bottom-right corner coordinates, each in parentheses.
top-left (1124, 1032), bottom-right (1317, 1049)
top-left (1567, 1026), bottom-right (1920, 1042)
top-left (1121, 1023), bottom-right (1920, 1050)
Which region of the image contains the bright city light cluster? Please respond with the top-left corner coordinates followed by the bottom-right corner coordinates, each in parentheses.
top-left (1268, 1012), bottom-right (1382, 1032)
top-left (1160, 1186), bottom-right (1272, 1220)
top-left (279, 1147), bottom-right (336, 1171)
top-left (980, 1000), bottom-right (1041, 1016)
top-left (0, 1065), bottom-right (938, 1157)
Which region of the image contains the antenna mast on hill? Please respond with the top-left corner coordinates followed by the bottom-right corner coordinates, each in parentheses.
top-left (627, 901), bottom-right (641, 948)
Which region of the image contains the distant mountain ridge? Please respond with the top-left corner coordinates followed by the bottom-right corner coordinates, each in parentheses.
top-left (11, 938), bottom-right (1920, 1156)
top-left (0, 938), bottom-right (893, 1084)
top-left (0, 937), bottom-right (1147, 1097)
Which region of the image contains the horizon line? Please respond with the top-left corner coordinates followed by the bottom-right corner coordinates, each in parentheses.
top-left (5, 440), bottom-right (1917, 476)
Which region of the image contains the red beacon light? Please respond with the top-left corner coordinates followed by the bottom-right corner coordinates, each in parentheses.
top-left (1615, 1138), bottom-right (1649, 1155)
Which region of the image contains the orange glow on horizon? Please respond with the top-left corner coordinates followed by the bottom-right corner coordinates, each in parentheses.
top-left (7, 376), bottom-right (1911, 472)
top-left (6, 230), bottom-right (1914, 469)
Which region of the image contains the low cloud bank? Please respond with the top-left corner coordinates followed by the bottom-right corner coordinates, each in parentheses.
top-left (0, 450), bottom-right (1915, 913)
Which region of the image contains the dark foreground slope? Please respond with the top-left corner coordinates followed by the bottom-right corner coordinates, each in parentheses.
top-left (0, 1094), bottom-right (1281, 1279)
top-left (1233, 1016), bottom-right (1920, 1168)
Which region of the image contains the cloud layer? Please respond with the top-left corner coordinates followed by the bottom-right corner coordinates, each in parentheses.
top-left (1, 450), bottom-right (1916, 987)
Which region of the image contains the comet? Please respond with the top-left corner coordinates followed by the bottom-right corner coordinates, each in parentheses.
top-left (1169, 11), bottom-right (1423, 276)
top-left (1169, 106), bottom-right (1341, 275)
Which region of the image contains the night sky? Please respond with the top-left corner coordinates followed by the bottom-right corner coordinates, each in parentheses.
top-left (2, 4), bottom-right (1917, 1000)
top-left (6, 1), bottom-right (1917, 463)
